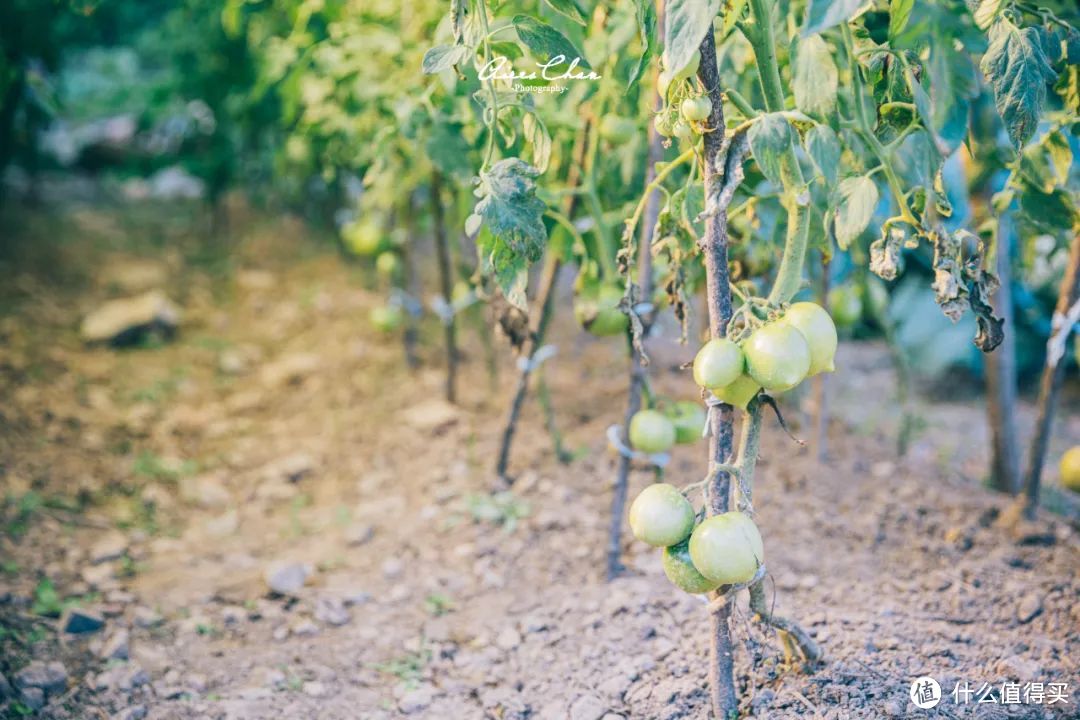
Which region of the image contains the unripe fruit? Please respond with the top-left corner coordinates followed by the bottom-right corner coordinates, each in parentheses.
top-left (342, 219), bottom-right (388, 257)
top-left (628, 409), bottom-right (677, 454)
top-left (575, 283), bottom-right (628, 337)
top-left (665, 49), bottom-right (700, 81)
top-left (710, 374), bottom-right (761, 410)
top-left (1061, 446), bottom-right (1080, 493)
top-left (600, 115), bottom-right (637, 144)
top-left (369, 305), bottom-right (403, 333)
top-left (667, 401), bottom-right (706, 445)
top-left (663, 539), bottom-right (720, 594)
top-left (375, 251), bottom-right (401, 279)
top-left (654, 114), bottom-right (674, 138)
top-left (743, 323), bottom-right (811, 393)
top-left (780, 302), bottom-right (837, 376)
top-left (828, 285), bottom-right (863, 329)
top-left (689, 511), bottom-right (764, 585)
top-left (629, 483), bottom-right (695, 547)
top-left (657, 71), bottom-right (672, 100)
top-left (681, 96), bottom-right (712, 122)
top-left (673, 121), bottom-right (692, 140)
top-left (693, 338), bottom-right (744, 390)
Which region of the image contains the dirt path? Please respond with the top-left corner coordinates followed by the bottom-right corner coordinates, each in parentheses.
top-left (1, 204), bottom-right (1078, 720)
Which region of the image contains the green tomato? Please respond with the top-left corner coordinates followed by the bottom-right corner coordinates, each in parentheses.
top-left (693, 338), bottom-right (744, 391)
top-left (864, 277), bottom-right (889, 320)
top-left (666, 49), bottom-right (700, 81)
top-left (780, 302), bottom-right (837, 376)
top-left (600, 115), bottom-right (637, 144)
top-left (654, 113), bottom-right (674, 138)
top-left (657, 70), bottom-right (673, 100)
top-left (375, 252), bottom-right (401, 279)
top-left (711, 374), bottom-right (761, 410)
top-left (628, 409), bottom-right (676, 454)
top-left (342, 219), bottom-right (389, 257)
top-left (662, 539), bottom-right (720, 594)
top-left (672, 120), bottom-right (692, 140)
top-left (629, 483), bottom-right (695, 547)
top-left (666, 401), bottom-right (706, 445)
top-left (1061, 446), bottom-right (1080, 493)
top-left (681, 96), bottom-right (712, 122)
top-left (743, 322), bottom-right (811, 393)
top-left (688, 511), bottom-right (764, 585)
top-left (369, 305), bottom-right (403, 333)
top-left (827, 285), bottom-right (863, 330)
top-left (452, 280), bottom-right (473, 305)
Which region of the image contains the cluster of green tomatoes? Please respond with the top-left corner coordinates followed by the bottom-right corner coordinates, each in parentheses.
top-left (653, 50), bottom-right (712, 144)
top-left (625, 301), bottom-right (838, 594)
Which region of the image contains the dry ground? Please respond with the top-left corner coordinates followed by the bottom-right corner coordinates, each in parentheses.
top-left (1, 196), bottom-right (1078, 720)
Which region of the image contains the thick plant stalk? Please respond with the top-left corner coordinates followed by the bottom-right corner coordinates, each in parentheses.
top-left (697, 29), bottom-right (739, 720)
top-left (607, 0), bottom-right (666, 581)
top-left (495, 124), bottom-right (590, 483)
top-left (1024, 232), bottom-right (1080, 518)
top-left (401, 199), bottom-right (422, 370)
top-left (431, 172), bottom-right (458, 402)
top-left (986, 218), bottom-right (1020, 493)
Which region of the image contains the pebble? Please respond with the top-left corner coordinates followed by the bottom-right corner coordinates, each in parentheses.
top-left (60, 606), bottom-right (105, 634)
top-left (398, 685), bottom-right (436, 714)
top-left (89, 531), bottom-right (129, 564)
top-left (302, 680), bottom-right (331, 698)
top-left (1016, 592), bottom-right (1043, 624)
top-left (292, 619), bottom-right (320, 636)
top-left (99, 629), bottom-right (131, 660)
top-left (344, 524), bottom-right (374, 546)
top-left (14, 661), bottom-right (68, 695)
top-left (569, 694), bottom-right (607, 720)
top-left (132, 606), bottom-right (164, 629)
top-left (382, 558), bottom-right (404, 579)
top-left (314, 596), bottom-right (351, 626)
top-left (495, 626), bottom-right (522, 651)
top-left (264, 561), bottom-right (310, 595)
top-left (19, 687), bottom-right (45, 711)
top-left (112, 706), bottom-right (148, 720)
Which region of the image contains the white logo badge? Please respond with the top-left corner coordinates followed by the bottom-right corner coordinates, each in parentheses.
top-left (910, 676), bottom-right (942, 709)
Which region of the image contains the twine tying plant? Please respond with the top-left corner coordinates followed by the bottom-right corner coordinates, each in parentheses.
top-left (517, 344), bottom-right (557, 372)
top-left (389, 288), bottom-right (424, 318)
top-left (428, 289), bottom-right (477, 325)
top-left (1047, 296), bottom-right (1080, 368)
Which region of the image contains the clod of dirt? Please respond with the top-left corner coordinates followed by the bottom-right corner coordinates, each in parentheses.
top-left (13, 661), bottom-right (68, 697)
top-left (88, 531), bottom-right (129, 564)
top-left (80, 290), bottom-right (181, 345)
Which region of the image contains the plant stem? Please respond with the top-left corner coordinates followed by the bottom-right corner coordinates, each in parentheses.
top-left (495, 120), bottom-right (590, 483)
top-left (401, 197), bottom-right (422, 370)
top-left (1023, 231), bottom-right (1080, 518)
top-left (608, 0), bottom-right (666, 580)
top-left (697, 27), bottom-right (739, 720)
top-left (815, 252), bottom-right (830, 461)
top-left (431, 171), bottom-right (458, 403)
top-left (985, 214), bottom-right (1020, 494)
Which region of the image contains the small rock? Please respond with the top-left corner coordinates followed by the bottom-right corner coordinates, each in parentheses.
top-left (263, 453), bottom-right (315, 483)
top-left (344, 524), bottom-right (374, 546)
top-left (19, 687), bottom-right (45, 711)
top-left (382, 558), bottom-right (404, 579)
top-left (92, 664), bottom-right (149, 692)
top-left (882, 699), bottom-right (904, 717)
top-left (264, 561), bottom-right (310, 595)
top-left (400, 400), bottom-right (459, 433)
top-left (89, 531), bottom-right (129, 563)
top-left (218, 349), bottom-right (248, 375)
top-left (1016, 592), bottom-right (1043, 624)
top-left (132, 606), bottom-right (164, 629)
top-left (314, 596), bottom-right (351, 626)
top-left (237, 269), bottom-right (275, 291)
top-left (251, 667), bottom-right (286, 689)
top-left (80, 290), bottom-right (181, 345)
top-left (569, 694), bottom-right (607, 720)
top-left (100, 258), bottom-right (168, 295)
top-left (185, 674), bottom-right (208, 693)
top-left (112, 706), bottom-right (148, 720)
top-left (0, 672), bottom-right (12, 699)
top-left (495, 627), bottom-right (522, 651)
top-left (60, 606), bottom-right (105, 634)
top-left (14, 661), bottom-right (68, 695)
top-left (292, 619), bottom-right (319, 636)
top-left (180, 474), bottom-right (231, 508)
top-left (399, 685), bottom-right (436, 714)
top-left (303, 681), bottom-right (331, 698)
top-left (100, 629), bottom-right (130, 661)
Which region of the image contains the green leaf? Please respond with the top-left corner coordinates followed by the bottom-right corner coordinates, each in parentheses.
top-left (628, 0), bottom-right (658, 89)
top-left (833, 175), bottom-right (879, 250)
top-left (663, 0), bottom-right (721, 78)
top-left (793, 36), bottom-right (838, 117)
top-left (888, 0), bottom-right (914, 39)
top-left (542, 0), bottom-right (586, 26)
top-left (802, 0), bottom-right (867, 38)
top-left (1044, 130), bottom-right (1073, 187)
top-left (721, 0), bottom-right (750, 36)
top-left (748, 113), bottom-right (796, 189)
top-left (422, 44), bottom-right (470, 75)
top-left (513, 15), bottom-right (590, 69)
top-left (473, 159), bottom-right (548, 310)
top-left (981, 21), bottom-right (1057, 148)
top-left (805, 125), bottom-right (841, 186)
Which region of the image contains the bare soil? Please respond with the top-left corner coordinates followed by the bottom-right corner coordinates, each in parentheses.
top-left (1, 198), bottom-right (1078, 720)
